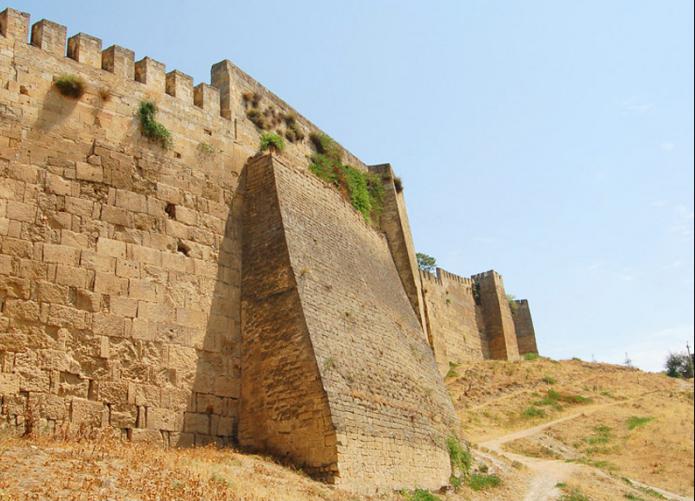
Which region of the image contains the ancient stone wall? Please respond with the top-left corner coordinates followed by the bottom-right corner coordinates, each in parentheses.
top-left (420, 268), bottom-right (488, 375)
top-left (472, 271), bottom-right (520, 360)
top-left (0, 8), bottom-right (251, 445)
top-left (512, 299), bottom-right (538, 356)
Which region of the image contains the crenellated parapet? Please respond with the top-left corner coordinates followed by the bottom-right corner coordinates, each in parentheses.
top-left (0, 7), bottom-right (365, 170)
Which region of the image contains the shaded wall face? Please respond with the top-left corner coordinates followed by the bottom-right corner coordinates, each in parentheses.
top-left (512, 300), bottom-right (538, 355)
top-left (270, 158), bottom-right (457, 494)
top-left (239, 156), bottom-right (337, 479)
top-left (0, 29), bottom-right (245, 445)
top-left (421, 271), bottom-right (486, 374)
top-left (474, 273), bottom-right (520, 361)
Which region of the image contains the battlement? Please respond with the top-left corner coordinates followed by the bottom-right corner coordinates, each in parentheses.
top-left (471, 269), bottom-right (504, 283)
top-left (0, 7), bottom-right (365, 169)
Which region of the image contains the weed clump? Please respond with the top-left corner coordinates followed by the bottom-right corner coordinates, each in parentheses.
top-left (54, 74), bottom-right (85, 98)
top-left (259, 132), bottom-right (285, 154)
top-left (447, 435), bottom-right (472, 490)
top-left (523, 406), bottom-right (546, 418)
top-left (402, 489), bottom-right (441, 501)
top-left (308, 133), bottom-right (383, 223)
top-left (468, 473), bottom-right (501, 491)
top-left (627, 416), bottom-right (653, 430)
top-left (524, 352), bottom-right (540, 361)
top-left (138, 101), bottom-right (172, 149)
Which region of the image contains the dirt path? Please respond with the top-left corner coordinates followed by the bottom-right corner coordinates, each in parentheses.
top-left (479, 399), bottom-right (693, 501)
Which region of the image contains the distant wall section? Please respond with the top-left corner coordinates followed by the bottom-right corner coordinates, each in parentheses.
top-left (512, 299), bottom-right (538, 356)
top-left (421, 269), bottom-right (487, 375)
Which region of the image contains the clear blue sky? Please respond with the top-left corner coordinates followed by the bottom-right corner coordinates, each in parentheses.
top-left (12, 1), bottom-right (694, 371)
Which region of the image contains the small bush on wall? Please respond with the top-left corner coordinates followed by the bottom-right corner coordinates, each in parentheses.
top-left (54, 74), bottom-right (85, 99)
top-left (138, 101), bottom-right (172, 149)
top-left (259, 132), bottom-right (285, 154)
top-left (307, 133), bottom-right (384, 224)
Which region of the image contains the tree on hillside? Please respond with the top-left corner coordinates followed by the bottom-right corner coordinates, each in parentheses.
top-left (416, 253), bottom-right (437, 273)
top-left (665, 351), bottom-right (694, 379)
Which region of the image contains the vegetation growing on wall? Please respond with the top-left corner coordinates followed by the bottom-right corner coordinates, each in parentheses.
top-left (54, 74), bottom-right (85, 98)
top-left (416, 253), bottom-right (437, 273)
top-left (138, 101), bottom-right (172, 149)
top-left (308, 133), bottom-right (383, 223)
top-left (242, 92), bottom-right (305, 143)
top-left (259, 132), bottom-right (285, 154)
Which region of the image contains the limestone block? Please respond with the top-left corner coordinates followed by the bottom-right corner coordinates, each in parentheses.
top-left (0, 372), bottom-right (19, 395)
top-left (184, 412), bottom-right (209, 434)
top-left (194, 83), bottom-right (220, 116)
top-left (0, 8), bottom-right (30, 42)
top-left (165, 70), bottom-right (193, 103)
top-left (135, 57), bottom-right (166, 90)
top-left (110, 296), bottom-right (138, 318)
top-left (42, 243), bottom-right (80, 265)
top-left (55, 265), bottom-right (90, 288)
top-left (30, 19), bottom-right (67, 57)
top-left (75, 289), bottom-right (101, 312)
top-left (93, 272), bottom-right (128, 295)
top-left (6, 200), bottom-right (36, 223)
top-left (148, 407), bottom-right (183, 431)
top-left (130, 428), bottom-right (163, 443)
top-left (67, 33), bottom-right (102, 68)
top-left (96, 237), bottom-right (126, 259)
top-left (71, 398), bottom-right (105, 427)
top-left (102, 45), bottom-right (134, 80)
top-left (92, 313), bottom-right (126, 338)
top-left (45, 173), bottom-right (72, 196)
top-left (76, 161), bottom-right (103, 182)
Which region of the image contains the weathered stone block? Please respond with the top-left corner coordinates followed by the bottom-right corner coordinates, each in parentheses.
top-left (135, 57), bottom-right (166, 89)
top-left (165, 70), bottom-right (193, 102)
top-left (101, 45), bottom-right (134, 79)
top-left (67, 33), bottom-right (102, 68)
top-left (0, 8), bottom-right (30, 42)
top-left (31, 19), bottom-right (67, 57)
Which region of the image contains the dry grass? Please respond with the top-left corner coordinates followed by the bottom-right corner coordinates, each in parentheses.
top-left (0, 431), bottom-right (375, 501)
top-left (447, 357), bottom-right (694, 498)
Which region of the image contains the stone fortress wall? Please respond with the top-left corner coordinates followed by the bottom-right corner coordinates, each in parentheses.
top-left (0, 6), bottom-right (536, 494)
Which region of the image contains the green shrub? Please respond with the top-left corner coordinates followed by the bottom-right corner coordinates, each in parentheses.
top-left (542, 375), bottom-right (557, 384)
top-left (309, 132), bottom-right (343, 162)
top-left (393, 175), bottom-right (404, 192)
top-left (665, 352), bottom-right (694, 378)
top-left (54, 74), bottom-right (85, 98)
top-left (468, 473), bottom-right (501, 491)
top-left (447, 435), bottom-right (472, 479)
top-left (522, 406), bottom-right (545, 418)
top-left (138, 101), bottom-right (172, 148)
top-left (416, 253), bottom-right (437, 273)
top-left (259, 132), bottom-right (285, 153)
top-left (402, 489), bottom-right (441, 501)
top-left (308, 148), bottom-right (383, 223)
top-left (524, 353), bottom-right (540, 361)
top-left (585, 425), bottom-right (612, 445)
top-left (627, 416), bottom-right (653, 430)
